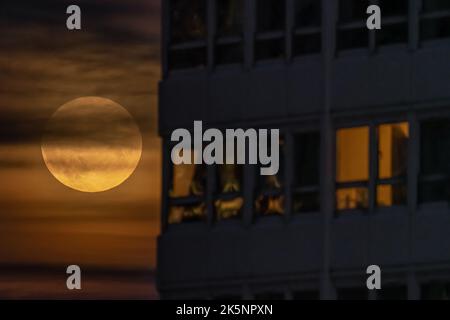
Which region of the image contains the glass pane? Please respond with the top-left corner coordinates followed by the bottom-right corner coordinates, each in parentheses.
top-left (377, 22), bottom-right (408, 46)
top-left (171, 0), bottom-right (207, 43)
top-left (293, 191), bottom-right (320, 213)
top-left (378, 122), bottom-right (409, 179)
top-left (336, 126), bottom-right (369, 183)
top-left (255, 38), bottom-right (285, 61)
top-left (257, 0), bottom-right (285, 32)
top-left (377, 184), bottom-right (407, 207)
top-left (338, 28), bottom-right (368, 50)
top-left (215, 196), bottom-right (244, 220)
top-left (168, 203), bottom-right (206, 224)
top-left (379, 0), bottom-right (408, 17)
top-left (215, 43), bottom-right (243, 65)
top-left (293, 32), bottom-right (321, 56)
top-left (339, 0), bottom-right (367, 23)
top-left (217, 164), bottom-right (243, 193)
top-left (419, 180), bottom-right (448, 203)
top-left (421, 16), bottom-right (450, 41)
top-left (336, 187), bottom-right (369, 210)
top-left (170, 161), bottom-right (206, 198)
top-left (217, 0), bottom-right (244, 37)
top-left (378, 286), bottom-right (407, 300)
top-left (255, 194), bottom-right (285, 216)
top-left (422, 0), bottom-right (450, 13)
top-left (294, 132), bottom-right (320, 187)
top-left (294, 0), bottom-right (321, 28)
top-left (421, 119), bottom-right (450, 175)
top-left (337, 288), bottom-right (368, 300)
top-left (422, 283), bottom-right (450, 300)
top-left (169, 47), bottom-right (207, 70)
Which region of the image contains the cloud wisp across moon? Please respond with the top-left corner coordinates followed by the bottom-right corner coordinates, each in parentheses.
top-left (41, 97), bottom-right (142, 193)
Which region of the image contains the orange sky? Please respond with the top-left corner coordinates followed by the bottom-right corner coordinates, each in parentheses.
top-left (0, 0), bottom-right (161, 298)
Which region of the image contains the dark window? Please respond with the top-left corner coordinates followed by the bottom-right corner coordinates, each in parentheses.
top-left (337, 287), bottom-right (369, 300)
top-left (422, 283), bottom-right (450, 300)
top-left (376, 0), bottom-right (408, 46)
top-left (215, 164), bottom-right (244, 221)
top-left (376, 122), bottom-right (409, 207)
top-left (337, 0), bottom-right (369, 50)
top-left (216, 0), bottom-right (244, 65)
top-left (168, 148), bottom-right (207, 224)
top-left (293, 0), bottom-right (322, 56)
top-left (255, 0), bottom-right (286, 61)
top-left (419, 119), bottom-right (450, 203)
top-left (336, 126), bottom-right (369, 211)
top-left (292, 290), bottom-right (319, 300)
top-left (254, 292), bottom-right (285, 300)
top-left (378, 285), bottom-right (407, 300)
top-left (420, 0), bottom-right (450, 41)
top-left (169, 0), bottom-right (207, 70)
top-left (293, 132), bottom-right (320, 213)
top-left (255, 137), bottom-right (285, 217)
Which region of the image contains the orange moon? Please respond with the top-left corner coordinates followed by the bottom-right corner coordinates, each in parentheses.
top-left (41, 97), bottom-right (142, 193)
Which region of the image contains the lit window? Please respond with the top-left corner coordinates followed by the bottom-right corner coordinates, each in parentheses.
top-left (420, 0), bottom-right (450, 42)
top-left (337, 0), bottom-right (369, 50)
top-left (336, 126), bottom-right (369, 211)
top-left (293, 0), bottom-right (321, 56)
top-left (216, 0), bottom-right (244, 65)
top-left (376, 122), bottom-right (408, 207)
top-left (255, 138), bottom-right (285, 217)
top-left (169, 0), bottom-right (207, 70)
top-left (215, 164), bottom-right (244, 220)
top-left (293, 132), bottom-right (320, 213)
top-left (419, 119), bottom-right (450, 203)
top-left (376, 0), bottom-right (408, 46)
top-left (168, 149), bottom-right (207, 224)
top-left (255, 0), bottom-right (286, 61)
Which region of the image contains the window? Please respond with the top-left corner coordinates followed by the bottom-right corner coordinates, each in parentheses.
top-left (255, 137), bottom-right (285, 217)
top-left (293, 0), bottom-right (322, 56)
top-left (215, 164), bottom-right (244, 220)
top-left (421, 282), bottom-right (450, 300)
top-left (376, 123), bottom-right (408, 207)
top-left (376, 0), bottom-right (408, 46)
top-left (169, 0), bottom-right (207, 70)
top-left (419, 119), bottom-right (450, 203)
top-left (378, 285), bottom-right (407, 300)
top-left (337, 287), bottom-right (369, 300)
top-left (255, 0), bottom-right (286, 61)
top-left (168, 149), bottom-right (207, 224)
top-left (293, 132), bottom-right (320, 213)
top-left (420, 0), bottom-right (450, 42)
top-left (336, 126), bottom-right (370, 211)
top-left (216, 0), bottom-right (244, 65)
top-left (338, 0), bottom-right (369, 50)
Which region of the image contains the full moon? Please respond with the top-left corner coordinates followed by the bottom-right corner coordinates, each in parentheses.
top-left (41, 97), bottom-right (142, 193)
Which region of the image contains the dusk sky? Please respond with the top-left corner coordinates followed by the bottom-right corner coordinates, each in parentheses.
top-left (0, 0), bottom-right (161, 298)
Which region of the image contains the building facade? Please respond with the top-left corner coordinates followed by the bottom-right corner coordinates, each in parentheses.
top-left (157, 0), bottom-right (450, 300)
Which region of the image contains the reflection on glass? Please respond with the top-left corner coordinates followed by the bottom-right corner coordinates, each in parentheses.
top-left (168, 203), bottom-right (206, 224)
top-left (336, 187), bottom-right (369, 210)
top-left (170, 162), bottom-right (206, 198)
top-left (216, 164), bottom-right (243, 220)
top-left (377, 184), bottom-right (407, 207)
top-left (217, 0), bottom-right (243, 36)
top-left (170, 0), bottom-right (207, 43)
top-left (378, 122), bottom-right (409, 179)
top-left (255, 195), bottom-right (285, 216)
top-left (336, 126), bottom-right (369, 183)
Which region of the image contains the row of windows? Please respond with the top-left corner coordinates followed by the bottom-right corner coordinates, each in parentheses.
top-left (186, 282), bottom-right (450, 300)
top-left (166, 118), bottom-right (449, 225)
top-left (168, 0), bottom-right (450, 71)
